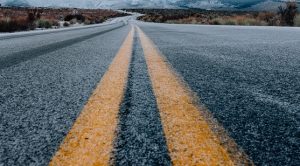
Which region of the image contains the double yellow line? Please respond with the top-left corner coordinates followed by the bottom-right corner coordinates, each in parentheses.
top-left (50, 27), bottom-right (134, 166)
top-left (50, 26), bottom-right (253, 166)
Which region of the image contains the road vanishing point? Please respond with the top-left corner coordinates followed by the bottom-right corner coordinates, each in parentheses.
top-left (0, 16), bottom-right (299, 166)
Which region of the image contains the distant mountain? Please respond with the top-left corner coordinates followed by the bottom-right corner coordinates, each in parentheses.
top-left (0, 0), bottom-right (298, 11)
top-left (244, 0), bottom-right (284, 11)
top-left (2, 0), bottom-right (30, 7)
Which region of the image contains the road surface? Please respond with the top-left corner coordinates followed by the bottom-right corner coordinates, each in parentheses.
top-left (0, 17), bottom-right (299, 165)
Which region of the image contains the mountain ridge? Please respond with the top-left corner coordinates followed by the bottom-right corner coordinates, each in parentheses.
top-left (0, 0), bottom-right (298, 11)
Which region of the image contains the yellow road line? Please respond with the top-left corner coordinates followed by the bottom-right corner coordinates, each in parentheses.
top-left (50, 27), bottom-right (134, 166)
top-left (137, 26), bottom-right (252, 166)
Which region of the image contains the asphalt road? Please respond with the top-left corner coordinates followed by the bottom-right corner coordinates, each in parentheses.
top-left (137, 22), bottom-right (300, 165)
top-left (113, 32), bottom-right (171, 166)
top-left (0, 18), bottom-right (299, 165)
top-left (0, 20), bottom-right (131, 165)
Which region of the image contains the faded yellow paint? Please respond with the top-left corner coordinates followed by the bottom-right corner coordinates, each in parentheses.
top-left (50, 27), bottom-right (134, 166)
top-left (137, 26), bottom-right (235, 166)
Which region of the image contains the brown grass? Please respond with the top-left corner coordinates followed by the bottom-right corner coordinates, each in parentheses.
top-left (294, 14), bottom-right (300, 26)
top-left (132, 8), bottom-right (299, 27)
top-left (152, 14), bottom-right (271, 26)
top-left (0, 17), bottom-right (29, 32)
top-left (0, 7), bottom-right (129, 32)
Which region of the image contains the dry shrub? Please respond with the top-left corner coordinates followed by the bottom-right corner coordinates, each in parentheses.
top-left (234, 15), bottom-right (267, 26)
top-left (257, 12), bottom-right (280, 26)
top-left (235, 16), bottom-right (248, 25)
top-left (211, 18), bottom-right (222, 25)
top-left (51, 20), bottom-right (59, 27)
top-left (0, 7), bottom-right (128, 32)
top-left (171, 17), bottom-right (198, 24)
top-left (295, 14), bottom-right (300, 26)
top-left (278, 0), bottom-right (298, 26)
top-left (224, 19), bottom-right (236, 25)
top-left (35, 19), bottom-right (54, 29)
top-left (136, 7), bottom-right (300, 27)
top-left (209, 17), bottom-right (236, 25)
top-left (137, 9), bottom-right (279, 26)
top-left (210, 18), bottom-right (227, 25)
top-left (209, 15), bottom-right (269, 26)
top-left (63, 22), bottom-right (70, 27)
top-left (69, 18), bottom-right (77, 24)
top-left (0, 17), bottom-right (29, 32)
top-left (84, 19), bottom-right (92, 25)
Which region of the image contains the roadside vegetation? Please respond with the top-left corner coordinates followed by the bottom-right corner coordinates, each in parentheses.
top-left (295, 14), bottom-right (300, 26)
top-left (128, 1), bottom-right (298, 27)
top-left (0, 7), bottom-right (129, 32)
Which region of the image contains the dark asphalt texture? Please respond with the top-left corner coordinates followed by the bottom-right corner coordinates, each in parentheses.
top-left (1, 18), bottom-right (300, 166)
top-left (0, 22), bottom-right (125, 57)
top-left (113, 33), bottom-right (171, 166)
top-left (138, 22), bottom-right (300, 165)
top-left (0, 23), bottom-right (130, 165)
top-left (0, 24), bottom-right (123, 70)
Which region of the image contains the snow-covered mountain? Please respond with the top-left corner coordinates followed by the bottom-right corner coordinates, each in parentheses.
top-left (0, 0), bottom-right (299, 10)
top-left (244, 0), bottom-right (286, 11)
top-left (1, 0), bottom-right (30, 7)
